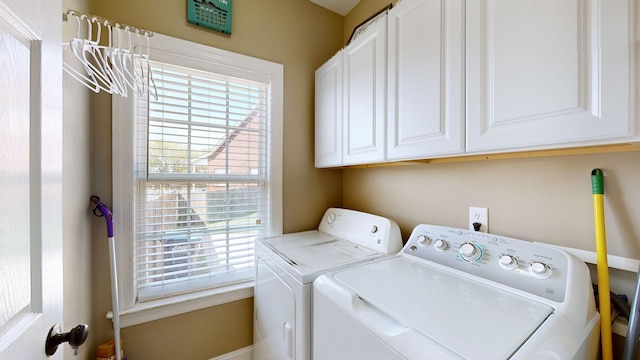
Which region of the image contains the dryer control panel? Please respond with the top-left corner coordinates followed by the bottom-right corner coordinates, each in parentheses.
top-left (402, 224), bottom-right (573, 303)
top-left (318, 208), bottom-right (403, 254)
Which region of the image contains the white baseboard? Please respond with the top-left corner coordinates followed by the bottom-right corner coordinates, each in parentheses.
top-left (210, 346), bottom-right (253, 360)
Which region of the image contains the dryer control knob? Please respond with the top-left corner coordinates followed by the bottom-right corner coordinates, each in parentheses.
top-left (530, 262), bottom-right (552, 279)
top-left (326, 213), bottom-right (336, 224)
top-left (434, 239), bottom-right (448, 251)
top-left (459, 243), bottom-right (482, 262)
top-left (417, 235), bottom-right (431, 246)
top-left (499, 255), bottom-right (518, 270)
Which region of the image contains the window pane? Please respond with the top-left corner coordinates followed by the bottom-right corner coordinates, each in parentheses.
top-left (147, 62), bottom-right (267, 178)
top-left (134, 59), bottom-right (270, 299)
top-left (136, 181), bottom-right (262, 298)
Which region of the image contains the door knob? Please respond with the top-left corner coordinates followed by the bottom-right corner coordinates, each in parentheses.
top-left (45, 323), bottom-right (89, 356)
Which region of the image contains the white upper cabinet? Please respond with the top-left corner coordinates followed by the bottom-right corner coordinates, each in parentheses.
top-left (342, 14), bottom-right (387, 165)
top-left (466, 0), bottom-right (635, 153)
top-left (315, 0), bottom-right (635, 167)
top-left (315, 52), bottom-right (343, 168)
top-left (387, 0), bottom-right (465, 160)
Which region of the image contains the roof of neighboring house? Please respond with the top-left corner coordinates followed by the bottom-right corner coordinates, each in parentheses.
top-left (191, 106), bottom-right (260, 166)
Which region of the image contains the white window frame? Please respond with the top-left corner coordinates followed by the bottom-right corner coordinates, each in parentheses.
top-left (112, 33), bottom-right (283, 326)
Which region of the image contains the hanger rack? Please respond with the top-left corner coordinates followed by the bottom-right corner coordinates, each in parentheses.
top-left (63, 9), bottom-right (154, 37)
top-left (62, 9), bottom-right (157, 98)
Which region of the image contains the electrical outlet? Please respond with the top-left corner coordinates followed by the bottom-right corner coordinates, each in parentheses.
top-left (469, 207), bottom-right (488, 233)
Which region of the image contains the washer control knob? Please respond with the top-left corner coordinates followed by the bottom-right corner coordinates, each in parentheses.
top-left (417, 235), bottom-right (431, 246)
top-left (459, 243), bottom-right (482, 262)
top-left (530, 262), bottom-right (552, 279)
top-left (371, 225), bottom-right (378, 234)
top-left (434, 239), bottom-right (448, 251)
top-left (326, 213), bottom-right (336, 224)
top-left (499, 255), bottom-right (518, 270)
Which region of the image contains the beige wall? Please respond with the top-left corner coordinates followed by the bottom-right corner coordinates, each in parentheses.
top-left (62, 0), bottom-right (345, 358)
top-left (343, 153), bottom-right (640, 257)
top-left (121, 299), bottom-right (253, 360)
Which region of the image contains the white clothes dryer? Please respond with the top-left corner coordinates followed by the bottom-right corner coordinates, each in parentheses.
top-left (313, 224), bottom-right (600, 360)
top-left (253, 208), bottom-right (402, 360)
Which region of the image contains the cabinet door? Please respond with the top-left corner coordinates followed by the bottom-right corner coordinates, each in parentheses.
top-left (467, 0), bottom-right (633, 152)
top-left (343, 16), bottom-right (387, 165)
top-left (387, 0), bottom-right (464, 160)
top-left (315, 52), bottom-right (343, 168)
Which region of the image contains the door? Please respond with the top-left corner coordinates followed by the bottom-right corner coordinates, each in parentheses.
top-left (0, 0), bottom-right (63, 359)
top-left (466, 0), bottom-right (633, 152)
top-left (386, 0), bottom-right (464, 160)
top-left (254, 257), bottom-right (297, 360)
top-left (342, 14), bottom-right (387, 166)
top-left (314, 52), bottom-right (343, 168)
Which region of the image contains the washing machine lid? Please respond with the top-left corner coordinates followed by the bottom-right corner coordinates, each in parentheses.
top-left (332, 256), bottom-right (554, 359)
top-left (262, 230), bottom-right (381, 284)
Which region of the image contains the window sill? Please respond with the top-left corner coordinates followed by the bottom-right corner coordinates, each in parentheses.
top-left (119, 282), bottom-right (254, 328)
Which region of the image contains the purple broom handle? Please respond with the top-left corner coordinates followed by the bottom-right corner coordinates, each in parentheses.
top-left (90, 196), bottom-right (114, 238)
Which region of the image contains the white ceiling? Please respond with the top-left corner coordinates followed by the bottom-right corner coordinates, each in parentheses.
top-left (310, 0), bottom-right (360, 16)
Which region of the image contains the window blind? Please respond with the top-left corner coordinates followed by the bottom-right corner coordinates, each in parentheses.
top-left (134, 60), bottom-right (270, 300)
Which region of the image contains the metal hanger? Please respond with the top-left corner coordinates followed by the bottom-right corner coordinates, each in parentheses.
top-left (62, 9), bottom-right (157, 98)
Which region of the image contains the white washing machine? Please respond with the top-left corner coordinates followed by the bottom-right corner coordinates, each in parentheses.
top-left (253, 208), bottom-right (403, 360)
top-left (313, 224), bottom-right (601, 359)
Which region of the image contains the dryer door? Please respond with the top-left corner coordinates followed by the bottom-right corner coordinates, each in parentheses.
top-left (254, 257), bottom-right (296, 360)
